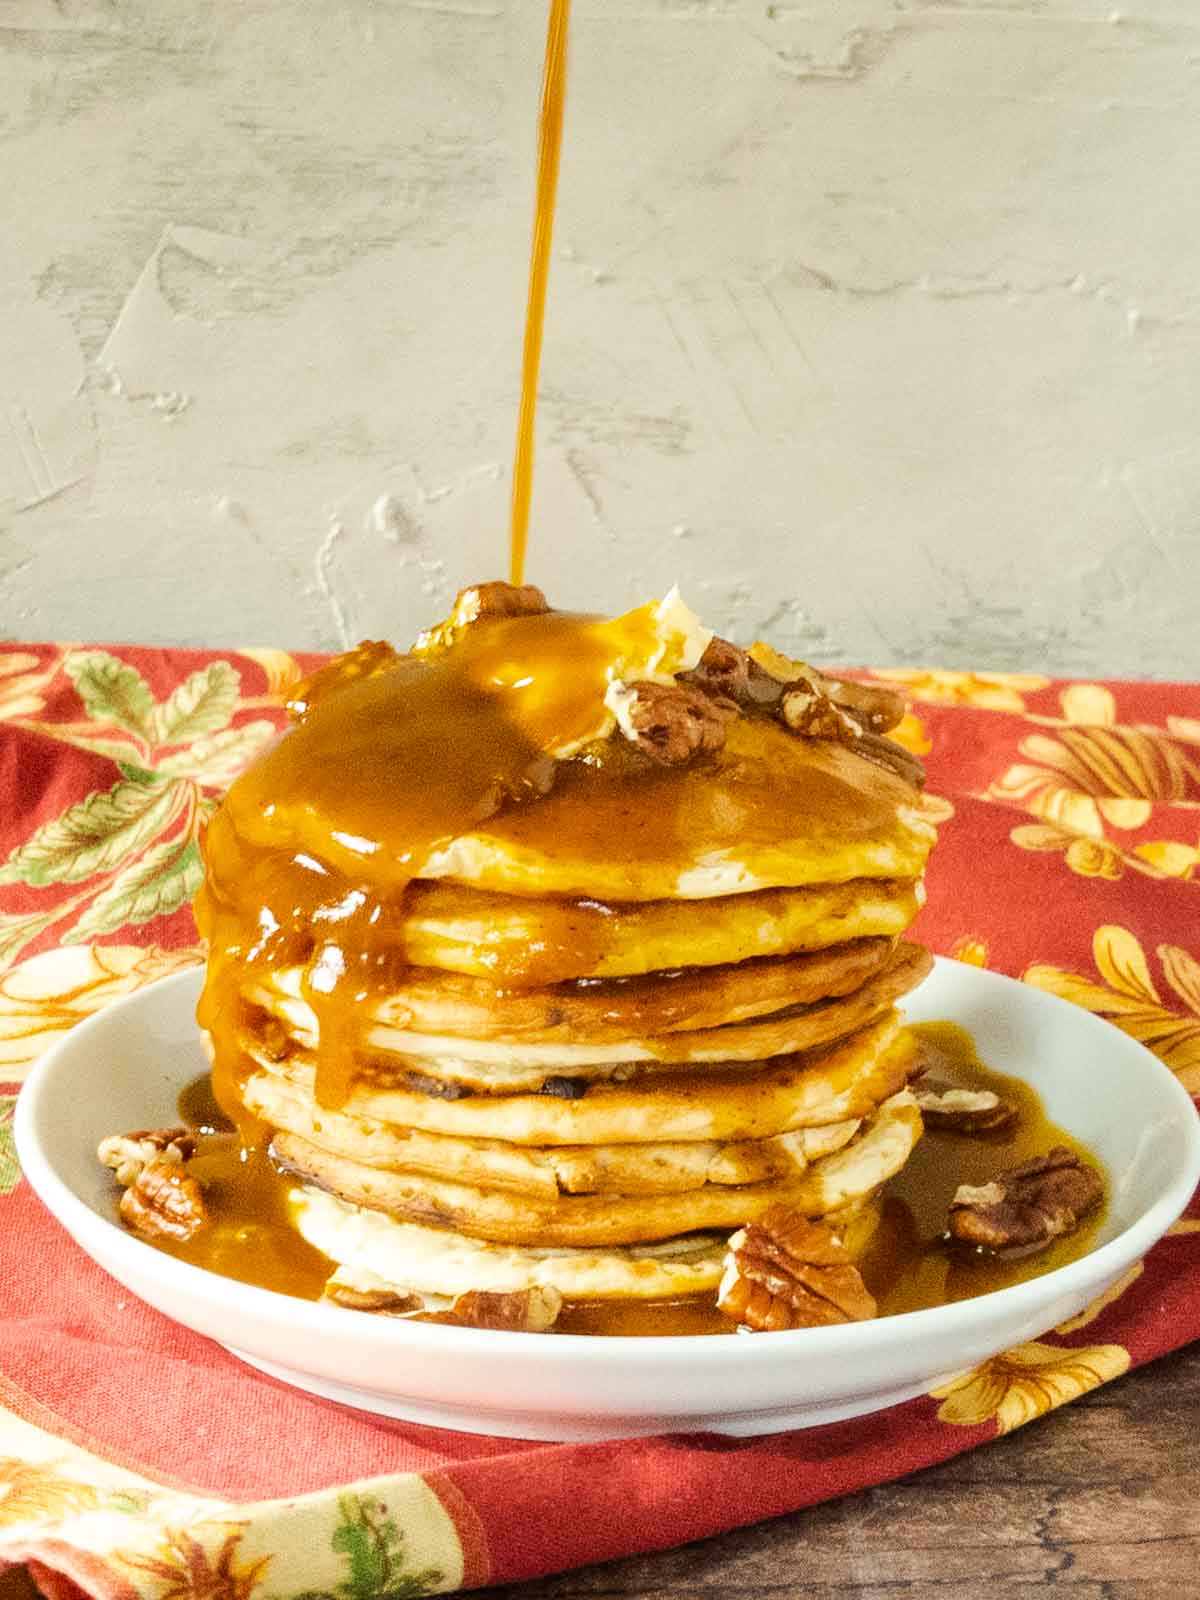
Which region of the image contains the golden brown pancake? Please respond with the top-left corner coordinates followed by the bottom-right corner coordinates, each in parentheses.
top-left (244, 1066), bottom-right (863, 1198)
top-left (273, 1090), bottom-right (921, 1247)
top-left (255, 936), bottom-right (894, 1044)
top-left (218, 715), bottom-right (934, 904)
top-left (243, 942), bottom-right (931, 1094)
top-left (250, 1015), bottom-right (914, 1146)
top-left (390, 876), bottom-right (923, 985)
top-left (301, 1196), bottom-right (881, 1307)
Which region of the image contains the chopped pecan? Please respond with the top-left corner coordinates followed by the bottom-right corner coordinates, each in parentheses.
top-left (616, 680), bottom-right (733, 765)
top-left (119, 1160), bottom-right (207, 1243)
top-left (780, 683), bottom-right (863, 743)
top-left (413, 581), bottom-right (550, 655)
top-left (717, 1208), bottom-right (876, 1331)
top-left (913, 1078), bottom-right (1018, 1134)
top-left (324, 1280), bottom-right (423, 1315)
top-left (98, 1127), bottom-right (198, 1189)
top-left (434, 1286), bottom-right (563, 1333)
top-left (948, 1147), bottom-right (1103, 1253)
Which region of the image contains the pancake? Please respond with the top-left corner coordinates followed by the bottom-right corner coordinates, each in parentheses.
top-left (244, 1066), bottom-right (863, 1198)
top-left (253, 935), bottom-right (894, 1044)
top-left (251, 1013), bottom-right (915, 1146)
top-left (246, 942), bottom-right (930, 1092)
top-left (220, 714), bottom-right (935, 904)
top-left (275, 1091), bottom-right (921, 1247)
top-left (390, 876), bottom-right (923, 985)
top-left (302, 1192), bottom-right (881, 1306)
top-left (301, 1195), bottom-right (731, 1302)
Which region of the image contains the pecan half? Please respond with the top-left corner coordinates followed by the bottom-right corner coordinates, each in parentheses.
top-left (432, 1286), bottom-right (563, 1333)
top-left (324, 1280), bottom-right (423, 1315)
top-left (413, 581), bottom-right (550, 656)
top-left (717, 1208), bottom-right (876, 1331)
top-left (682, 636), bottom-right (783, 708)
top-left (98, 1127), bottom-right (198, 1189)
top-left (912, 1078), bottom-right (1018, 1134)
top-left (617, 680), bottom-right (733, 765)
top-left (119, 1161), bottom-right (207, 1243)
top-left (948, 1147), bottom-right (1103, 1253)
top-left (852, 729), bottom-right (926, 790)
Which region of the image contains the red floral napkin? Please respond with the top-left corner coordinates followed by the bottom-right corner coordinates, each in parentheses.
top-left (1, 644), bottom-right (1197, 1600)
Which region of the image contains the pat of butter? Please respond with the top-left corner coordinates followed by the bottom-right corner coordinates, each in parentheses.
top-left (557, 586), bottom-right (711, 758)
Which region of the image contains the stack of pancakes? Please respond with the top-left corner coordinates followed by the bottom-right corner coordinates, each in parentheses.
top-left (195, 588), bottom-right (937, 1322)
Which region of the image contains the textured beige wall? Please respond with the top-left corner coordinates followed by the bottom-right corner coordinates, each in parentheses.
top-left (1, 0), bottom-right (1197, 674)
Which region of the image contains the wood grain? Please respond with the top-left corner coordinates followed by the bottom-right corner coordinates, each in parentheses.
top-left (483, 1341), bottom-right (1200, 1600)
top-left (1, 1344), bottom-right (1196, 1598)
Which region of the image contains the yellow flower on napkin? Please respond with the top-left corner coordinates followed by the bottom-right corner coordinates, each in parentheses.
top-left (1025, 925), bottom-right (1200, 1092)
top-left (930, 1340), bottom-right (1130, 1434)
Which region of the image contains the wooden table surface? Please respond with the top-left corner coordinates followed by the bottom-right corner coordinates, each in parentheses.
top-left (1, 1342), bottom-right (1196, 1599)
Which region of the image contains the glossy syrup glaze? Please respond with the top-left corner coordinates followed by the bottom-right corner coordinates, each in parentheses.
top-left (195, 603), bottom-right (691, 1128)
top-left (194, 606), bottom-right (921, 1133)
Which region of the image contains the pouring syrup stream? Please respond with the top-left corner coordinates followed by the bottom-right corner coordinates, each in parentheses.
top-left (509, 0), bottom-right (571, 586)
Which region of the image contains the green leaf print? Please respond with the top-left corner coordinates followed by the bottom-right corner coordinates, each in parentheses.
top-left (0, 910), bottom-right (56, 973)
top-left (153, 661), bottom-right (240, 745)
top-left (0, 779), bottom-right (181, 888)
top-left (0, 1098), bottom-right (19, 1195)
top-left (63, 838), bottom-right (203, 943)
top-left (294, 1494), bottom-right (444, 1600)
top-left (155, 720), bottom-right (278, 787)
top-left (65, 651), bottom-right (156, 740)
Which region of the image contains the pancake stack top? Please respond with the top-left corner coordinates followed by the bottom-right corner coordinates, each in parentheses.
top-left (195, 583), bottom-right (939, 1330)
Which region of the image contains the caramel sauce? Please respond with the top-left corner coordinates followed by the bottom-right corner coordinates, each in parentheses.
top-left (160, 1023), bottom-right (1105, 1334)
top-left (509, 0), bottom-right (571, 586)
top-left (196, 604), bottom-right (681, 1125)
top-left (195, 606), bottom-right (917, 1136)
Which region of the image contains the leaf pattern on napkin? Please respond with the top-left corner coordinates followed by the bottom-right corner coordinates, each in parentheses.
top-left (0, 649), bottom-right (288, 969)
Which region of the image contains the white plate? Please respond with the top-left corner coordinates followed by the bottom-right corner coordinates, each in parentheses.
top-left (15, 960), bottom-right (1200, 1441)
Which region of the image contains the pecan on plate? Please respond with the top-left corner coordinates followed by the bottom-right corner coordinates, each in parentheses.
top-left (324, 1279), bottom-right (423, 1316)
top-left (615, 680), bottom-right (733, 765)
top-left (119, 1160), bottom-right (207, 1243)
top-left (98, 1127), bottom-right (198, 1189)
top-left (432, 1286), bottom-right (563, 1333)
top-left (912, 1078), bottom-right (1018, 1134)
top-left (947, 1147), bottom-right (1104, 1253)
top-left (717, 1208), bottom-right (877, 1331)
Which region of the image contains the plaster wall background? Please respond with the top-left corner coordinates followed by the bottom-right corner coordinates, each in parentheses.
top-left (1, 0), bottom-right (1198, 675)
